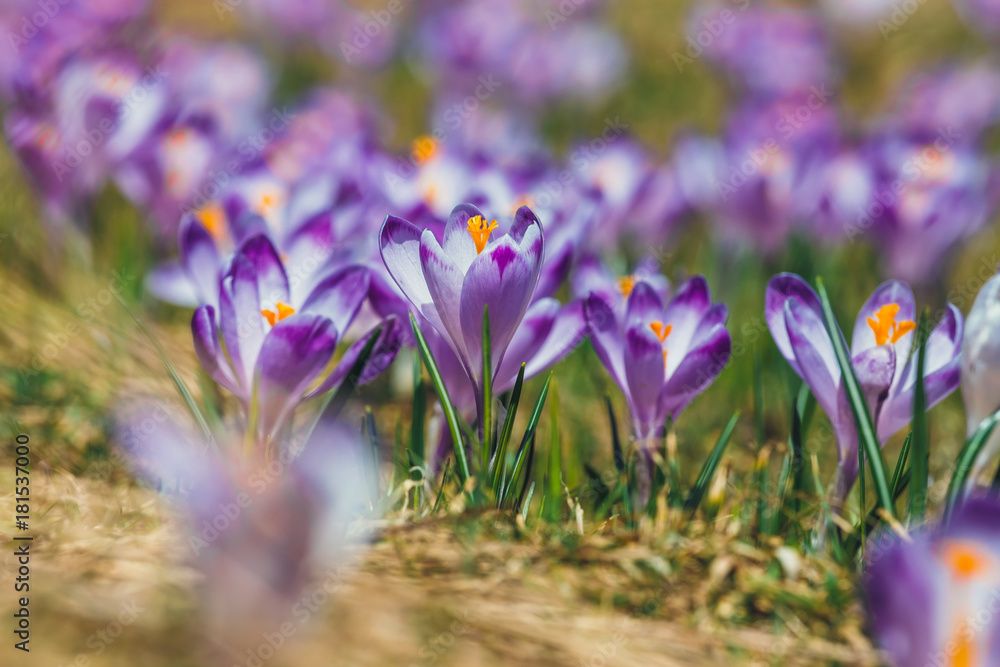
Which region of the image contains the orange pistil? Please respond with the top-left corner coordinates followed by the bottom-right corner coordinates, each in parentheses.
top-left (467, 215), bottom-right (498, 255)
top-left (649, 321), bottom-right (673, 368)
top-left (412, 135), bottom-right (438, 165)
top-left (941, 541), bottom-right (990, 581)
top-left (617, 275), bottom-right (636, 298)
top-left (195, 202), bottom-right (226, 241)
top-left (867, 303), bottom-right (916, 346)
top-left (261, 302), bottom-right (295, 326)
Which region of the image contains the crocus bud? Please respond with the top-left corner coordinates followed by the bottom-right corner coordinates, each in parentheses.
top-left (961, 273), bottom-right (1000, 486)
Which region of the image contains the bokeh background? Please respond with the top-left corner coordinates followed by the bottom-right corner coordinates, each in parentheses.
top-left (2, 0), bottom-right (999, 664)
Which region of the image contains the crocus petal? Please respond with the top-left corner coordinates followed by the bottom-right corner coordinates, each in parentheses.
top-left (585, 292), bottom-right (627, 391)
top-left (255, 315), bottom-right (338, 440)
top-left (660, 323), bottom-right (730, 419)
top-left (299, 264), bottom-right (370, 338)
top-left (509, 205), bottom-right (541, 243)
top-left (864, 533), bottom-right (937, 666)
top-left (180, 216), bottom-right (222, 310)
top-left (625, 281), bottom-right (665, 330)
top-left (493, 298), bottom-right (560, 392)
top-left (851, 280), bottom-right (916, 357)
top-left (220, 255), bottom-right (265, 388)
top-left (441, 202), bottom-right (484, 274)
top-left (191, 305), bottom-right (242, 397)
top-left (146, 262), bottom-right (199, 307)
top-left (662, 276), bottom-right (712, 355)
top-left (852, 345), bottom-right (896, 423)
top-left (459, 232), bottom-right (540, 383)
top-left (765, 273), bottom-right (827, 376)
top-left (624, 323), bottom-right (667, 439)
top-left (238, 234), bottom-right (290, 307)
top-left (420, 229), bottom-right (472, 372)
top-left (877, 303), bottom-right (964, 443)
top-left (379, 215), bottom-right (444, 332)
top-left (306, 317), bottom-right (403, 398)
top-left (522, 300), bottom-right (587, 381)
top-left (785, 299), bottom-right (845, 440)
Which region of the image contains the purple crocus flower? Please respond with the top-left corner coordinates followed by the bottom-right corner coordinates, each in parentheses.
top-left (962, 272), bottom-right (1000, 487)
top-left (765, 274), bottom-right (963, 500)
top-left (865, 496), bottom-right (1000, 667)
top-left (584, 269), bottom-right (731, 443)
top-left (851, 131), bottom-right (1000, 284)
top-left (379, 202), bottom-right (544, 410)
top-left (192, 233), bottom-right (401, 443)
top-left (116, 408), bottom-right (372, 650)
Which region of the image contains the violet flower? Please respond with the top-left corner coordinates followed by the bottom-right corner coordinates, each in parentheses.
top-left (192, 233), bottom-right (401, 443)
top-left (379, 202), bottom-right (544, 412)
top-left (961, 272), bottom-right (1000, 487)
top-left (117, 409), bottom-right (372, 651)
top-left (584, 270), bottom-right (731, 443)
top-left (766, 274), bottom-right (963, 500)
top-left (865, 495), bottom-right (1000, 667)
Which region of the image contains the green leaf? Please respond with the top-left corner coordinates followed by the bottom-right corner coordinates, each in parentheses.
top-left (815, 277), bottom-right (895, 517)
top-left (501, 372), bottom-right (552, 505)
top-left (545, 378), bottom-right (561, 522)
top-left (945, 406), bottom-right (1000, 521)
top-left (409, 313), bottom-right (470, 482)
top-left (410, 353), bottom-right (426, 473)
top-left (113, 293), bottom-right (214, 448)
top-left (492, 363), bottom-right (525, 496)
top-left (684, 411), bottom-right (740, 513)
top-left (605, 396), bottom-right (626, 474)
top-left (908, 309), bottom-right (930, 523)
top-left (890, 432), bottom-right (912, 502)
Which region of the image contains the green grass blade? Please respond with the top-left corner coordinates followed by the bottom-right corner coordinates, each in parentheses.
top-left (769, 453), bottom-right (792, 535)
top-left (908, 309), bottom-right (930, 523)
top-left (520, 481), bottom-right (535, 521)
top-left (501, 372), bottom-right (552, 504)
top-left (409, 313), bottom-right (470, 482)
top-left (114, 293), bottom-right (215, 448)
top-left (410, 353), bottom-right (426, 472)
top-left (945, 407), bottom-right (1000, 521)
top-left (789, 384), bottom-right (807, 515)
top-left (545, 379), bottom-right (561, 522)
top-left (684, 411), bottom-right (740, 513)
top-left (890, 432), bottom-right (912, 502)
top-left (815, 277), bottom-right (895, 517)
top-left (493, 363), bottom-right (525, 495)
top-left (605, 396), bottom-right (626, 474)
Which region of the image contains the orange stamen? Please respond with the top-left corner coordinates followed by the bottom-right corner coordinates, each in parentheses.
top-left (196, 203), bottom-right (226, 241)
top-left (467, 215), bottom-right (498, 255)
top-left (617, 275), bottom-right (636, 298)
top-left (649, 321), bottom-right (673, 368)
top-left (867, 303), bottom-right (916, 346)
top-left (412, 135), bottom-right (438, 165)
top-left (261, 302), bottom-right (295, 327)
top-left (941, 542), bottom-right (990, 581)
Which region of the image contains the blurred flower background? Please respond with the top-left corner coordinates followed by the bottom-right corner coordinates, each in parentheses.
top-left (3, 0), bottom-right (1000, 665)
